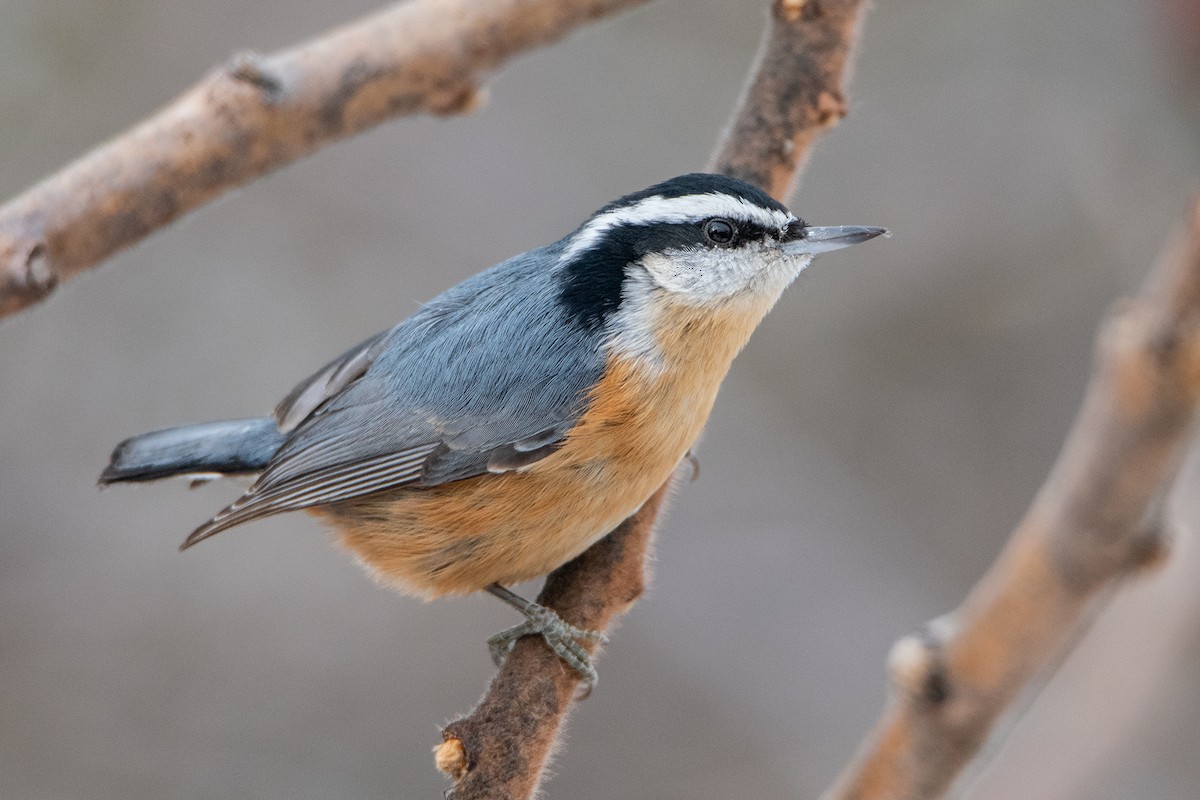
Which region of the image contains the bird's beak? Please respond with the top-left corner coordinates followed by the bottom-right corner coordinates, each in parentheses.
top-left (780, 225), bottom-right (889, 256)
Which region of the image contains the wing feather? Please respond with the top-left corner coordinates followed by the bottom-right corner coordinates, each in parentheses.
top-left (273, 331), bottom-right (391, 433)
top-left (182, 444), bottom-right (439, 548)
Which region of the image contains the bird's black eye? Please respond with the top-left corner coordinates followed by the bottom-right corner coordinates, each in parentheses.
top-left (703, 218), bottom-right (737, 245)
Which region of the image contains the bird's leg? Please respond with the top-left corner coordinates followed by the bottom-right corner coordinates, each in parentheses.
top-left (485, 583), bottom-right (608, 690)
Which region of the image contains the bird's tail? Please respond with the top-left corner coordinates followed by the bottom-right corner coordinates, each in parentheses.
top-left (99, 418), bottom-right (284, 485)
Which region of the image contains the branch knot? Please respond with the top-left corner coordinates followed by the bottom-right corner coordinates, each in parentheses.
top-left (227, 51), bottom-right (285, 102)
top-left (887, 620), bottom-right (953, 707)
top-left (1, 239), bottom-right (56, 312)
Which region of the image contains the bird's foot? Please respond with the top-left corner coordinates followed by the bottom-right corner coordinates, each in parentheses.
top-left (485, 584), bottom-right (608, 692)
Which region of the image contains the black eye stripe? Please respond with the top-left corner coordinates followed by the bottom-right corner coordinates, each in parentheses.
top-left (560, 217), bottom-right (775, 331)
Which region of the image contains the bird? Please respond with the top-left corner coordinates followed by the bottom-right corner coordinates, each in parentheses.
top-left (100, 173), bottom-right (886, 686)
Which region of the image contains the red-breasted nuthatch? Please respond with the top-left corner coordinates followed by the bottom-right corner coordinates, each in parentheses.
top-left (101, 173), bottom-right (886, 685)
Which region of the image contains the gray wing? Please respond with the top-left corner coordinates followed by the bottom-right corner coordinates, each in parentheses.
top-left (272, 329), bottom-right (392, 433)
top-left (184, 246), bottom-right (603, 547)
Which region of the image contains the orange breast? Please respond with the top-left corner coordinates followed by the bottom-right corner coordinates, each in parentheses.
top-left (318, 295), bottom-right (772, 598)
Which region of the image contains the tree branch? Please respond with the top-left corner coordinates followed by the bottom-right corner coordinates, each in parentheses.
top-left (821, 200), bottom-right (1200, 800)
top-left (434, 1), bottom-right (873, 797)
top-left (711, 0), bottom-right (869, 197)
top-left (0, 0), bottom-right (650, 319)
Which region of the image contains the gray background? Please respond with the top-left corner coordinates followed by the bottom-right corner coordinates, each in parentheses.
top-left (3, 1), bottom-right (1200, 798)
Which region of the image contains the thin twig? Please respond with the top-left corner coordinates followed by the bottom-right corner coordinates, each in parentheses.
top-left (0, 0), bottom-right (650, 318)
top-left (434, 1), bottom-right (873, 797)
top-left (821, 200), bottom-right (1200, 800)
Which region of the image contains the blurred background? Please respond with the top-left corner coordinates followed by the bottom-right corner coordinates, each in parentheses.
top-left (2, 0), bottom-right (1200, 797)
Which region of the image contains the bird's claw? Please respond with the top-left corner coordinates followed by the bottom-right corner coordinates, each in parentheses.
top-left (486, 602), bottom-right (608, 691)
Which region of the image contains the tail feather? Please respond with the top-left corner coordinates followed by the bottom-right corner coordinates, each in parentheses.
top-left (100, 418), bottom-right (284, 485)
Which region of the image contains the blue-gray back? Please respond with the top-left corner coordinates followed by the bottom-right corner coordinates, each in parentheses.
top-left (187, 241), bottom-right (608, 540)
top-left (278, 240), bottom-right (603, 482)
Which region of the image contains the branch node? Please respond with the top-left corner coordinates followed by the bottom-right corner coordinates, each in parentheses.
top-left (24, 242), bottom-right (53, 291)
top-left (434, 735), bottom-right (471, 781)
top-left (226, 51), bottom-right (285, 102)
top-left (777, 0), bottom-right (822, 23)
top-left (429, 84), bottom-right (489, 117)
top-left (1129, 516), bottom-right (1173, 574)
top-left (1149, 323), bottom-right (1183, 366)
top-left (1, 239), bottom-right (56, 309)
top-left (816, 90), bottom-right (847, 128)
top-left (887, 618), bottom-right (954, 706)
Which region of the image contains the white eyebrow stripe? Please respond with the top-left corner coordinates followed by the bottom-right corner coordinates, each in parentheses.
top-left (560, 193), bottom-right (795, 264)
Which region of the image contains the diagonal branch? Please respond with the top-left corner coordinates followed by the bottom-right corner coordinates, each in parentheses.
top-left (0, 0), bottom-right (650, 319)
top-left (434, 1), bottom-right (873, 797)
top-left (821, 201), bottom-right (1200, 800)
